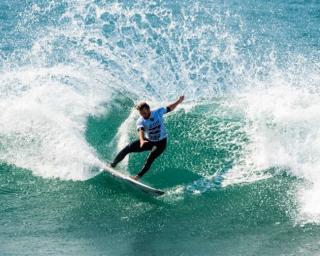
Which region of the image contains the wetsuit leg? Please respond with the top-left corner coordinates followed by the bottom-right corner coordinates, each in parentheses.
top-left (111, 139), bottom-right (152, 167)
top-left (137, 139), bottom-right (167, 177)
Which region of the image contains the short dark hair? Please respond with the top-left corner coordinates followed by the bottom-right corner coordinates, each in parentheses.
top-left (136, 102), bottom-right (150, 111)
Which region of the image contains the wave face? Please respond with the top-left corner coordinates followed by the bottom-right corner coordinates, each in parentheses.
top-left (1, 0), bottom-right (320, 255)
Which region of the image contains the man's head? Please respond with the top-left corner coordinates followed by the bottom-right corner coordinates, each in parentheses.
top-left (136, 102), bottom-right (151, 119)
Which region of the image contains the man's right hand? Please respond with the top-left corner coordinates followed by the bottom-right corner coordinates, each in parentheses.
top-left (178, 95), bottom-right (185, 104)
top-left (140, 140), bottom-right (148, 148)
top-left (167, 95), bottom-right (185, 112)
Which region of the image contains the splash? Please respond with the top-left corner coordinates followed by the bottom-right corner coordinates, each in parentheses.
top-left (1, 0), bottom-right (320, 227)
top-left (232, 59), bottom-right (320, 223)
top-left (0, 66), bottom-right (112, 180)
top-left (0, 0), bottom-right (245, 180)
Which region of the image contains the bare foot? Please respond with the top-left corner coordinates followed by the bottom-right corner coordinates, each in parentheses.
top-left (131, 175), bottom-right (140, 181)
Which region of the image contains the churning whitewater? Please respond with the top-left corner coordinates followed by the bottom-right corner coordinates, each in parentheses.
top-left (0, 0), bottom-right (320, 255)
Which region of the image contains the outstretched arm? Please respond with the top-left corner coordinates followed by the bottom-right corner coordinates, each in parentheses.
top-left (167, 96), bottom-right (185, 112)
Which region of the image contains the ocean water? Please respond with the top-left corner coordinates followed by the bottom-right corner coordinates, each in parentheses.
top-left (0, 0), bottom-right (320, 255)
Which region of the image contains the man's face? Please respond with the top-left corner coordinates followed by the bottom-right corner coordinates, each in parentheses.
top-left (139, 107), bottom-right (151, 119)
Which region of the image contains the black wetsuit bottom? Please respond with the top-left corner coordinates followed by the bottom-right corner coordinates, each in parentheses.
top-left (111, 138), bottom-right (167, 177)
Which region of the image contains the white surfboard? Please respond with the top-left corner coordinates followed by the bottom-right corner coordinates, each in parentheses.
top-left (102, 165), bottom-right (165, 196)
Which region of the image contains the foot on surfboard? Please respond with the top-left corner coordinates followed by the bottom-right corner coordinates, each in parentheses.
top-left (104, 161), bottom-right (116, 168)
top-left (104, 164), bottom-right (140, 181)
top-left (131, 175), bottom-right (140, 181)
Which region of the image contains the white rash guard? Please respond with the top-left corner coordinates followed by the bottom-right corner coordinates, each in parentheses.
top-left (136, 107), bottom-right (170, 142)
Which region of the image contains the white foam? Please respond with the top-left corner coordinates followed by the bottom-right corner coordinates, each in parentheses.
top-left (0, 65), bottom-right (113, 180)
top-left (231, 65), bottom-right (320, 223)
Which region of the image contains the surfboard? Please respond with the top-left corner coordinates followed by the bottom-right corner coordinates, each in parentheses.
top-left (101, 165), bottom-right (165, 196)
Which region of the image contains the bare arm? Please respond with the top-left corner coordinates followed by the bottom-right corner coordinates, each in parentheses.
top-left (139, 129), bottom-right (148, 148)
top-left (167, 95), bottom-right (185, 112)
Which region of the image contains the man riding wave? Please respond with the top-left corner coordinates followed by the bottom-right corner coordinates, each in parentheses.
top-left (109, 96), bottom-right (184, 180)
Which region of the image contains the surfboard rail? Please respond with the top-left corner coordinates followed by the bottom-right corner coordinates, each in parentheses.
top-left (102, 166), bottom-right (165, 196)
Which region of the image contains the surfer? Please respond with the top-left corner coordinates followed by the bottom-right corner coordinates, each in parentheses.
top-left (109, 96), bottom-right (185, 180)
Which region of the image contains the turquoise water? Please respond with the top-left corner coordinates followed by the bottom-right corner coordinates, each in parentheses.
top-left (1, 0), bottom-right (320, 255)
